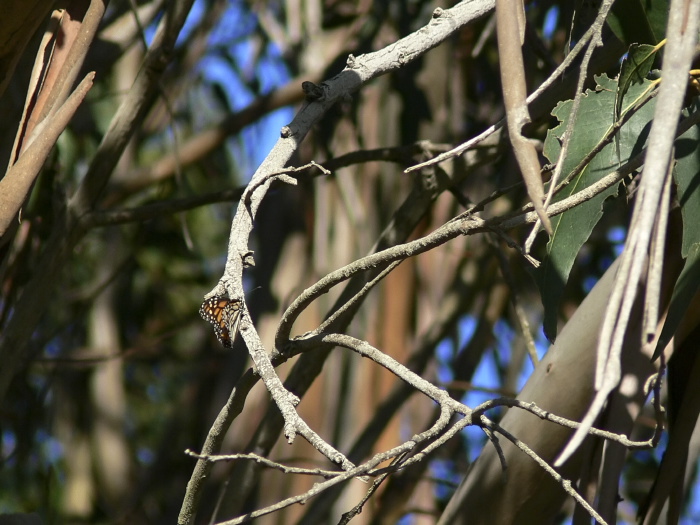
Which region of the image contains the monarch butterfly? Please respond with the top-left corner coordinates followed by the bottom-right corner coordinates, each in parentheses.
top-left (199, 296), bottom-right (242, 348)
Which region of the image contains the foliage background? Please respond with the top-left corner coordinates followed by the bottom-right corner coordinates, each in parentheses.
top-left (0, 0), bottom-right (698, 524)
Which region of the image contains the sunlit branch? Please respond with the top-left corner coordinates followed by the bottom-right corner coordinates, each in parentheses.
top-left (480, 415), bottom-right (609, 525)
top-left (185, 450), bottom-right (344, 478)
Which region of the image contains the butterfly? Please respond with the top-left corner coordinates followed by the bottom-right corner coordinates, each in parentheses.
top-left (199, 296), bottom-right (242, 348)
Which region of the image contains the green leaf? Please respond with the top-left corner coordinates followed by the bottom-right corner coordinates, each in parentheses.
top-left (653, 244), bottom-right (700, 360)
top-left (534, 74), bottom-right (657, 342)
top-left (614, 44), bottom-right (658, 127)
top-left (607, 0), bottom-right (669, 46)
top-left (673, 108), bottom-right (700, 257)
top-left (653, 106), bottom-right (700, 359)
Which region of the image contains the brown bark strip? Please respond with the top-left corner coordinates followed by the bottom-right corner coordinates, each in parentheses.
top-left (495, 0), bottom-right (552, 235)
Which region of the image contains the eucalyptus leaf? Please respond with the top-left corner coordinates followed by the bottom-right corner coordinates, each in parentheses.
top-left (653, 244), bottom-right (700, 360)
top-left (653, 107), bottom-right (700, 359)
top-left (534, 74), bottom-right (656, 341)
top-left (673, 109), bottom-right (700, 257)
top-left (615, 44), bottom-right (658, 127)
top-left (607, 0), bottom-right (668, 46)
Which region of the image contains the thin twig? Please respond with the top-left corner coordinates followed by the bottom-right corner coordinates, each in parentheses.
top-left (473, 397), bottom-right (659, 449)
top-left (648, 357), bottom-right (666, 449)
top-left (278, 152), bottom-right (640, 344)
top-left (185, 450), bottom-right (344, 478)
top-left (213, 407), bottom-right (457, 525)
top-left (489, 238), bottom-right (539, 364)
top-left (405, 7), bottom-right (600, 175)
top-left (313, 333), bottom-right (468, 413)
top-left (481, 415), bottom-right (609, 525)
top-left (338, 468), bottom-right (394, 524)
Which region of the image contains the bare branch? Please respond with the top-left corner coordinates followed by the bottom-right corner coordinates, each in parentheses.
top-left (184, 450), bottom-right (344, 479)
top-left (278, 152), bottom-right (645, 344)
top-left (473, 398), bottom-right (660, 450)
top-left (212, 406), bottom-right (457, 525)
top-left (313, 333), bottom-right (468, 413)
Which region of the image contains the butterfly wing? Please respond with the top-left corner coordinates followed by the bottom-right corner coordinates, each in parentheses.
top-left (200, 296), bottom-right (241, 348)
